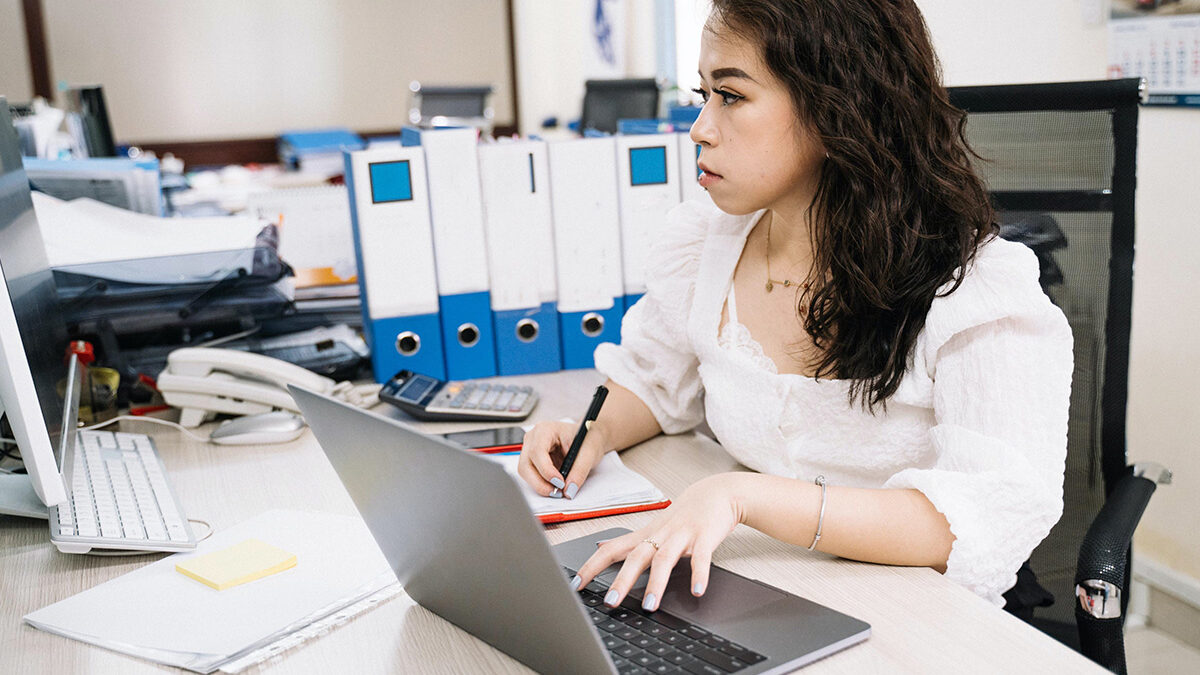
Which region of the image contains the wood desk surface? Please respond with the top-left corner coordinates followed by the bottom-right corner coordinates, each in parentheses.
top-left (0, 370), bottom-right (1103, 673)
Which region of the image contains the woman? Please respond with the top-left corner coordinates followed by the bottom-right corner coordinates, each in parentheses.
top-left (519, 0), bottom-right (1072, 613)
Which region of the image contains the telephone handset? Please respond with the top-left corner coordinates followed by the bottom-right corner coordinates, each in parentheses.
top-left (157, 347), bottom-right (337, 427)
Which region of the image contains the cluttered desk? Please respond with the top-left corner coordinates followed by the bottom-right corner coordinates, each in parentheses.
top-left (0, 89), bottom-right (1108, 673)
top-left (0, 369), bottom-right (1104, 674)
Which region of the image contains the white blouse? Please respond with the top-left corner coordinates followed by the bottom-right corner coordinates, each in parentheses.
top-left (594, 200), bottom-right (1073, 607)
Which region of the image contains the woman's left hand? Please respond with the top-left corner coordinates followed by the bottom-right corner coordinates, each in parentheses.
top-left (569, 473), bottom-right (747, 612)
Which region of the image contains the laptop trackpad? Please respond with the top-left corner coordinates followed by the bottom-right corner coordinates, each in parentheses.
top-left (598, 561), bottom-right (786, 625)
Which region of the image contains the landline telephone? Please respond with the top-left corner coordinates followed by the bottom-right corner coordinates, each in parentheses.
top-left (156, 347), bottom-right (377, 427)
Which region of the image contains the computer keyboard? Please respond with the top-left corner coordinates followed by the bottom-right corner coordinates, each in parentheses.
top-left (50, 430), bottom-right (197, 554)
top-left (565, 567), bottom-right (766, 675)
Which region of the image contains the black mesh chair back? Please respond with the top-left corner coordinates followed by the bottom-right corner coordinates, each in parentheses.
top-left (948, 79), bottom-right (1160, 673)
top-left (580, 78), bottom-right (659, 134)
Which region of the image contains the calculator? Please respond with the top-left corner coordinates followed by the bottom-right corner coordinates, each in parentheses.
top-left (378, 370), bottom-right (538, 422)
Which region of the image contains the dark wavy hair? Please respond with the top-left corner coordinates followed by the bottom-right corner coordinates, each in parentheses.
top-left (709, 0), bottom-right (996, 410)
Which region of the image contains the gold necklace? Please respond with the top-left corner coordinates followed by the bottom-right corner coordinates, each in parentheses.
top-left (765, 217), bottom-right (805, 293)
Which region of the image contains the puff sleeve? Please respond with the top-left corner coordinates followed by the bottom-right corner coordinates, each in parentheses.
top-left (883, 237), bottom-right (1074, 606)
top-left (592, 201), bottom-right (712, 434)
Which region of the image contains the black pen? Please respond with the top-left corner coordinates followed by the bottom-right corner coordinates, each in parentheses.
top-left (558, 385), bottom-right (608, 481)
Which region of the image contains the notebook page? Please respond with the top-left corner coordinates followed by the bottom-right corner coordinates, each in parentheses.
top-left (486, 451), bottom-right (665, 515)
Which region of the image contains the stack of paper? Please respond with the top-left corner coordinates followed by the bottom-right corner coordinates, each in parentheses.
top-left (31, 192), bottom-right (269, 269)
top-left (24, 510), bottom-right (397, 673)
top-left (486, 451), bottom-right (670, 523)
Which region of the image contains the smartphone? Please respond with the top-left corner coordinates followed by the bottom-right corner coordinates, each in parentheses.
top-left (441, 427), bottom-right (526, 453)
top-left (378, 369), bottom-right (538, 422)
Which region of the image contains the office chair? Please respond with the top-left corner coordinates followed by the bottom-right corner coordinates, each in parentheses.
top-left (947, 78), bottom-right (1171, 674)
top-left (407, 82), bottom-right (494, 134)
top-left (580, 78), bottom-right (660, 134)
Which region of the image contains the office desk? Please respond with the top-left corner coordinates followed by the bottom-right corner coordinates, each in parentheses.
top-left (0, 370), bottom-right (1103, 673)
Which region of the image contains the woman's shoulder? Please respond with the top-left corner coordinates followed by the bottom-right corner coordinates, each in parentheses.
top-left (662, 199), bottom-right (755, 242)
top-left (648, 200), bottom-right (755, 284)
top-left (922, 235), bottom-right (1065, 352)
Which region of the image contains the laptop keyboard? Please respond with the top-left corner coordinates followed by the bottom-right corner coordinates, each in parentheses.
top-left (566, 567), bottom-right (766, 674)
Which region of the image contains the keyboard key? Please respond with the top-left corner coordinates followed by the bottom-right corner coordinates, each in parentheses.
top-left (614, 644), bottom-right (640, 659)
top-left (681, 660), bottom-right (726, 675)
top-left (679, 625), bottom-right (710, 640)
top-left (695, 647), bottom-right (747, 673)
top-left (615, 627), bottom-right (639, 641)
top-left (699, 634), bottom-right (729, 650)
top-left (632, 653), bottom-right (659, 667)
top-left (719, 643), bottom-right (766, 664)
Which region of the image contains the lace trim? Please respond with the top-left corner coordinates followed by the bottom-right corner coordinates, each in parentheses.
top-left (718, 321), bottom-right (778, 374)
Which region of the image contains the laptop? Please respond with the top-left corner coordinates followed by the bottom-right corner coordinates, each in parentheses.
top-left (291, 386), bottom-right (870, 674)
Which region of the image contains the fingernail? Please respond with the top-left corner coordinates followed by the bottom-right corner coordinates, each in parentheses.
top-left (549, 488), bottom-right (562, 498)
top-left (692, 583), bottom-right (705, 596)
top-left (565, 482), bottom-right (579, 499)
top-left (642, 592), bottom-right (657, 611)
top-left (550, 476), bottom-right (565, 489)
top-left (569, 575), bottom-right (582, 591)
top-left (604, 589), bottom-right (620, 606)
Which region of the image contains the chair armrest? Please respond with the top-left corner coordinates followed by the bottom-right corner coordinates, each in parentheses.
top-left (1075, 462), bottom-right (1172, 673)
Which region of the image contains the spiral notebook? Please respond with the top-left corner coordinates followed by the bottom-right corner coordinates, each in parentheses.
top-left (484, 451), bottom-right (670, 524)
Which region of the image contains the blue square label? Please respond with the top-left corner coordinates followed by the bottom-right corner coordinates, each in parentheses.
top-left (629, 146), bottom-right (668, 186)
top-left (369, 160), bottom-right (413, 203)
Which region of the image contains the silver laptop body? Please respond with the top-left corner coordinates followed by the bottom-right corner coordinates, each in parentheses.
top-left (291, 386), bottom-right (870, 674)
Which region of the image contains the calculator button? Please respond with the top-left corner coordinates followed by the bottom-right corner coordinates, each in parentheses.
top-left (493, 391), bottom-right (514, 410)
top-left (464, 387), bottom-right (487, 409)
top-left (508, 392), bottom-right (529, 411)
top-left (480, 388), bottom-right (501, 409)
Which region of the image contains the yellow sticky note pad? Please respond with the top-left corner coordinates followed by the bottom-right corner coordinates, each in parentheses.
top-left (176, 539), bottom-right (297, 590)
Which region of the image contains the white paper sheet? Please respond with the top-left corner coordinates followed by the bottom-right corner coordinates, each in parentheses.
top-left (31, 192), bottom-right (267, 268)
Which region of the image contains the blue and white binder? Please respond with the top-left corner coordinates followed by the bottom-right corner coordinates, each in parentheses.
top-left (402, 127), bottom-right (498, 380)
top-left (344, 146), bottom-right (446, 382)
top-left (477, 139), bottom-right (562, 375)
top-left (676, 131), bottom-right (710, 205)
top-left (546, 137), bottom-right (625, 370)
top-left (615, 134), bottom-right (681, 311)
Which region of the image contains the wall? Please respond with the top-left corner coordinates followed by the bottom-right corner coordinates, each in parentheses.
top-left (0, 0), bottom-right (33, 104)
top-left (5, 0), bottom-right (513, 143)
top-left (512, 0), bottom-right (659, 136)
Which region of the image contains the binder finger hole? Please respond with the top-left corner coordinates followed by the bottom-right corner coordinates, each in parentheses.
top-left (395, 331), bottom-right (421, 356)
top-left (457, 323), bottom-right (480, 347)
top-left (515, 318), bottom-right (539, 343)
top-left (581, 313), bottom-right (604, 338)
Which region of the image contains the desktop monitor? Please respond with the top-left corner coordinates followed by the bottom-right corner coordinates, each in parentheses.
top-left (580, 78), bottom-right (660, 135)
top-left (64, 85), bottom-right (118, 158)
top-left (407, 82), bottom-right (494, 132)
top-left (0, 97), bottom-right (77, 512)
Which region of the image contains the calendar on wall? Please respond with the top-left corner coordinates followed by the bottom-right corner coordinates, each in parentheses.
top-left (1109, 1), bottom-right (1200, 106)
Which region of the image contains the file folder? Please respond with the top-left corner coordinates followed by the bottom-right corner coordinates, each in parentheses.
top-left (676, 131), bottom-right (711, 205)
top-left (546, 137), bottom-right (625, 370)
top-left (402, 127), bottom-right (498, 380)
top-left (615, 134), bottom-right (681, 311)
top-left (344, 146), bottom-right (446, 382)
top-left (477, 139), bottom-right (562, 375)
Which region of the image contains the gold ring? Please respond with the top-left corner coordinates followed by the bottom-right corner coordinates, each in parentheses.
top-left (642, 538), bottom-right (660, 551)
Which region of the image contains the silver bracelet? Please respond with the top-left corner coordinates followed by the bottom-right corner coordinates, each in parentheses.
top-left (808, 475), bottom-right (827, 551)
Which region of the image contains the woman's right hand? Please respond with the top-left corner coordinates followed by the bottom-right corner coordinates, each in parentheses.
top-left (517, 420), bottom-right (609, 500)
